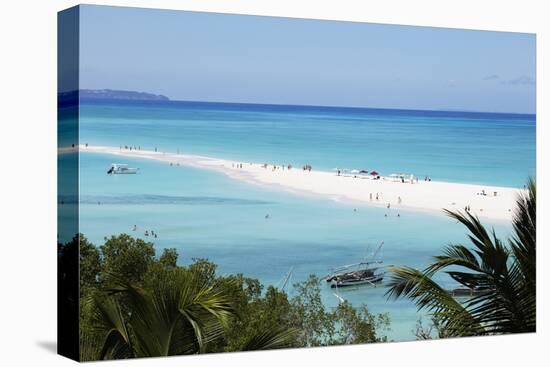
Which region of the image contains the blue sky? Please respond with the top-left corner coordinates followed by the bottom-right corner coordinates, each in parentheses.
top-left (79, 5), bottom-right (536, 113)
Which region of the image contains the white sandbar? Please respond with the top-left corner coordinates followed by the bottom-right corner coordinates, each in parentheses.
top-left (75, 145), bottom-right (523, 222)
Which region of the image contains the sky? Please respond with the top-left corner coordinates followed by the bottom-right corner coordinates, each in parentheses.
top-left (78, 5), bottom-right (536, 114)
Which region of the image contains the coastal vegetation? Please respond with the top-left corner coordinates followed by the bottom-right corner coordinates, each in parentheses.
top-left (387, 179), bottom-right (536, 337)
top-left (62, 179), bottom-right (536, 359)
top-left (62, 234), bottom-right (389, 361)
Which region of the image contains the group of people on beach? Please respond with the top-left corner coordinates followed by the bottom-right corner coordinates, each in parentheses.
top-left (260, 163), bottom-right (295, 171)
top-left (120, 145), bottom-right (142, 151)
top-left (369, 192), bottom-right (382, 201)
top-left (477, 189), bottom-right (498, 197)
top-left (366, 192), bottom-right (404, 217)
top-left (132, 224), bottom-right (158, 238)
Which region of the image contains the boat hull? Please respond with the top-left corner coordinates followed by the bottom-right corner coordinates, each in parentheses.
top-left (111, 170), bottom-right (138, 174)
top-left (330, 274), bottom-right (384, 288)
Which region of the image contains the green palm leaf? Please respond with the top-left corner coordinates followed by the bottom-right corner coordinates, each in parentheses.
top-left (84, 268), bottom-right (236, 360)
top-left (240, 327), bottom-right (299, 351)
top-left (386, 179), bottom-right (536, 337)
top-left (386, 266), bottom-right (483, 336)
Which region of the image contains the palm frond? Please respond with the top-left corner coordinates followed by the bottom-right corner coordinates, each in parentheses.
top-left (241, 327), bottom-right (299, 351)
top-left (385, 266), bottom-right (483, 336)
top-left (86, 267), bottom-right (237, 359)
top-left (387, 179), bottom-right (536, 337)
top-left (87, 294), bottom-right (133, 360)
top-left (509, 178), bottom-right (536, 330)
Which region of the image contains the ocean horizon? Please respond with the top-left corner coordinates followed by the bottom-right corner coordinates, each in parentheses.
top-left (77, 98), bottom-right (535, 187)
top-left (78, 96), bottom-right (536, 119)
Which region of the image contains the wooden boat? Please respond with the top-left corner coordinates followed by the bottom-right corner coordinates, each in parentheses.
top-left (330, 268), bottom-right (384, 288)
top-left (325, 241), bottom-right (386, 289)
top-left (448, 286), bottom-right (492, 297)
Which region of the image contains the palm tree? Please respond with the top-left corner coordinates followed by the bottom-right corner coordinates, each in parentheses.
top-left (81, 268), bottom-right (297, 360)
top-left (386, 178), bottom-right (536, 337)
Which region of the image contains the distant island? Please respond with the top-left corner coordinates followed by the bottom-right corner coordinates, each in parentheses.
top-left (80, 89), bottom-right (170, 101)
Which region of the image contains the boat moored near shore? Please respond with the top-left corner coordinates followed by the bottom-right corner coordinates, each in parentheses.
top-left (107, 163), bottom-right (139, 174)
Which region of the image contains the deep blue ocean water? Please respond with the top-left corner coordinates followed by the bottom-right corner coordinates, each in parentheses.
top-left (65, 100), bottom-right (535, 341)
top-left (79, 100), bottom-right (535, 187)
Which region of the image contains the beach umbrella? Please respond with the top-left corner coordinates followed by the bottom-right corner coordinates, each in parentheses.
top-left (370, 171), bottom-right (379, 176)
top-left (350, 169), bottom-right (360, 174)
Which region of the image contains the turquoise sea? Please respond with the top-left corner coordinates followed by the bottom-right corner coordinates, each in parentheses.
top-left (64, 100), bottom-right (535, 341)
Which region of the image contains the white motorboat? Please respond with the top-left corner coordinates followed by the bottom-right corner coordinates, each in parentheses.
top-left (107, 163), bottom-right (139, 174)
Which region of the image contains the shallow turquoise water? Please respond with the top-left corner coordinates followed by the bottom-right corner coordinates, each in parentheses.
top-left (75, 152), bottom-right (511, 341)
top-left (79, 100), bottom-right (535, 187)
top-left (63, 100), bottom-right (532, 341)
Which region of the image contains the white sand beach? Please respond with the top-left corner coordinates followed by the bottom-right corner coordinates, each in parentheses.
top-left (75, 145), bottom-right (524, 222)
